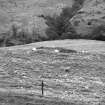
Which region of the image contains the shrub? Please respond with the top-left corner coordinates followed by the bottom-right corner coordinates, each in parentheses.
top-left (0, 33), bottom-right (8, 47)
top-left (71, 0), bottom-right (84, 15)
top-left (0, 24), bottom-right (42, 47)
top-left (91, 25), bottom-right (105, 41)
top-left (43, 0), bottom-right (85, 40)
top-left (1, 30), bottom-right (12, 47)
top-left (60, 22), bottom-right (77, 39)
top-left (44, 7), bottom-right (76, 40)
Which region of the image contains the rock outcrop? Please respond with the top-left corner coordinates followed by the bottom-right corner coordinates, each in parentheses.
top-left (71, 0), bottom-right (105, 36)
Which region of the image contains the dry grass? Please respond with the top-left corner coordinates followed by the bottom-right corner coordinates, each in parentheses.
top-left (4, 39), bottom-right (105, 53)
top-left (0, 40), bottom-right (105, 105)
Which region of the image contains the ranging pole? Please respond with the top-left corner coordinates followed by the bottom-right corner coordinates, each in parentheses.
top-left (41, 80), bottom-right (44, 96)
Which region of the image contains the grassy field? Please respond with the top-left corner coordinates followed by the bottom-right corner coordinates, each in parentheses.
top-left (0, 39), bottom-right (105, 105)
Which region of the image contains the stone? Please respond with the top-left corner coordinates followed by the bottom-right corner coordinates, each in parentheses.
top-left (32, 47), bottom-right (37, 51)
top-left (54, 49), bottom-right (59, 53)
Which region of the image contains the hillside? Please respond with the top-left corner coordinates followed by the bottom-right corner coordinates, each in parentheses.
top-left (0, 0), bottom-right (105, 39)
top-left (0, 39), bottom-right (105, 105)
top-left (71, 0), bottom-right (105, 35)
top-left (0, 0), bottom-right (73, 37)
top-left (4, 39), bottom-right (105, 54)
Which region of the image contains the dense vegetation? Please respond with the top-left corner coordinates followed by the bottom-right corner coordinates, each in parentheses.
top-left (43, 0), bottom-right (84, 40)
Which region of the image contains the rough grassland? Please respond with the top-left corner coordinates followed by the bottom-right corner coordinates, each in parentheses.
top-left (0, 39), bottom-right (105, 105)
